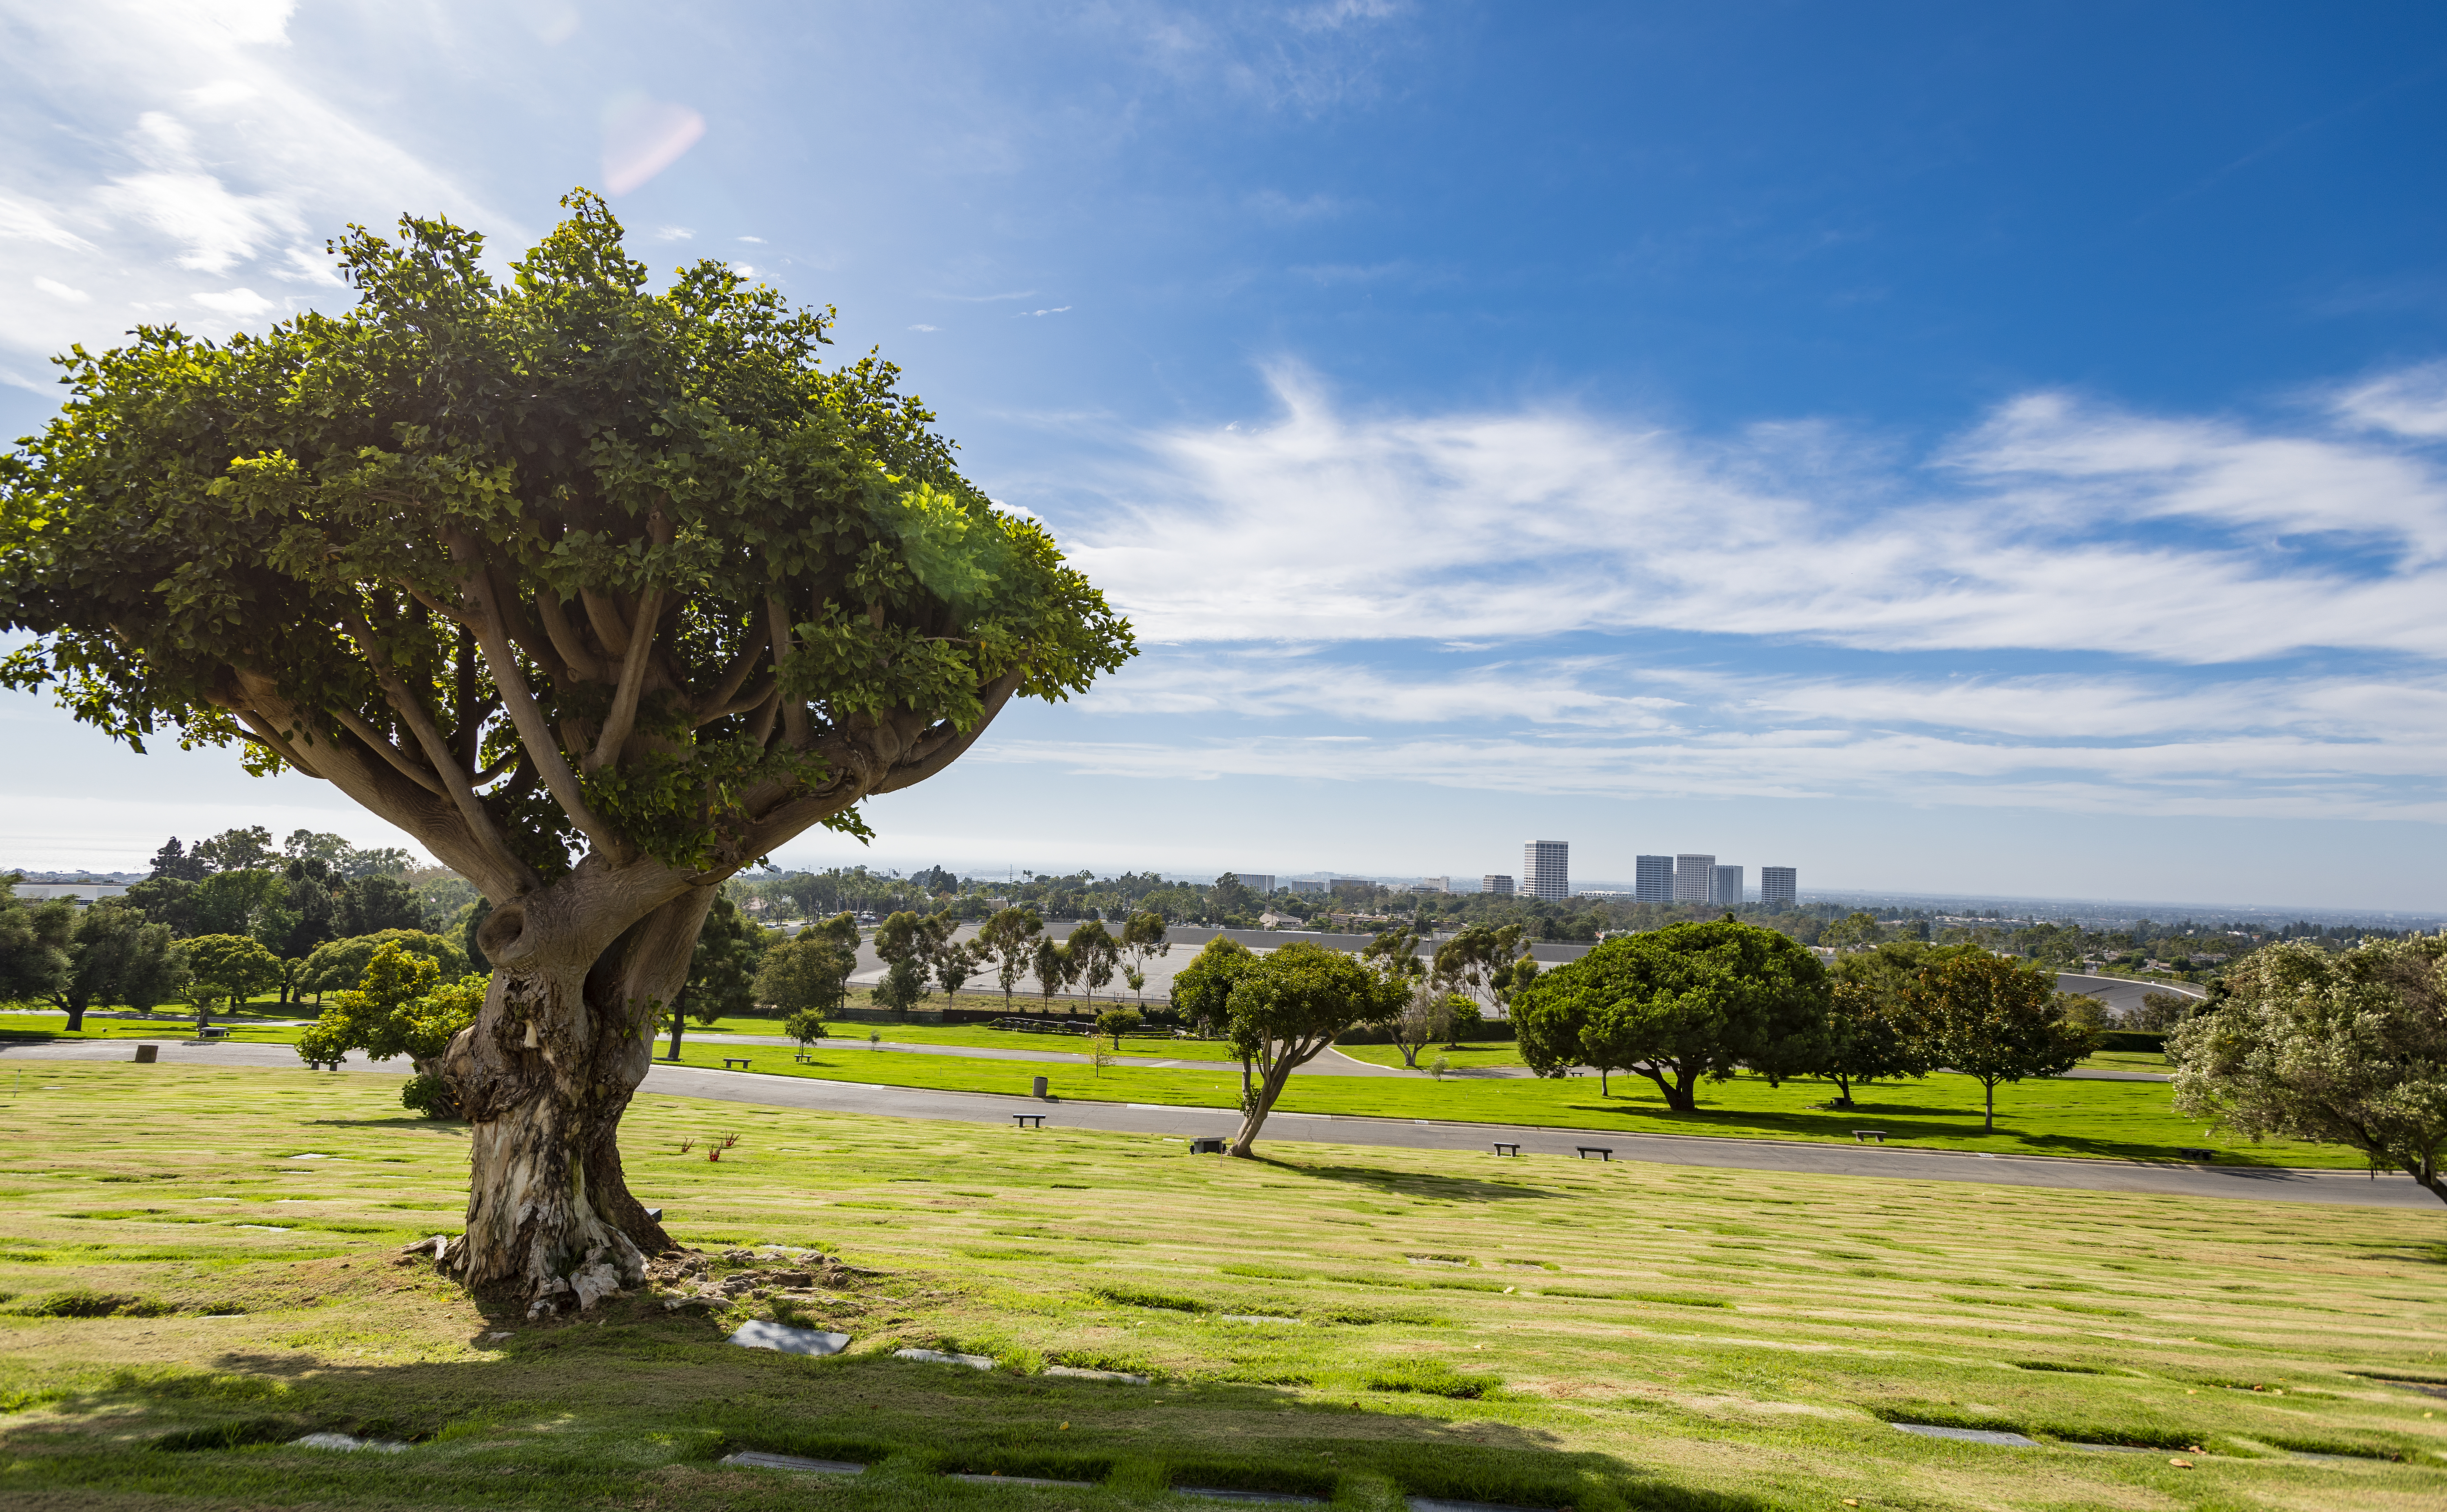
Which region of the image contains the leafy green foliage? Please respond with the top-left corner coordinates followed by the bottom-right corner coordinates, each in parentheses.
top-left (178, 934), bottom-right (281, 1016)
top-left (46, 899), bottom-right (185, 1027)
top-left (0, 877), bottom-right (74, 1004)
top-left (2173, 935), bottom-right (2447, 1201)
top-left (1898, 953), bottom-right (2095, 1130)
top-left (294, 941), bottom-right (483, 1070)
top-left (0, 190), bottom-right (1132, 886)
top-left (295, 930), bottom-right (467, 997)
top-left (1511, 920), bottom-right (1831, 1108)
top-left (754, 935), bottom-right (850, 1019)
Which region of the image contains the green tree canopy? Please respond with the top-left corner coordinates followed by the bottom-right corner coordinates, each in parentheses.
top-left (755, 935), bottom-right (850, 1021)
top-left (46, 899), bottom-right (185, 1030)
top-left (1898, 953), bottom-right (2095, 1130)
top-left (2173, 937), bottom-right (2447, 1204)
top-left (180, 933), bottom-right (282, 1017)
top-left (980, 906), bottom-right (1042, 1010)
top-left (296, 940), bottom-right (485, 1116)
top-left (1224, 939), bottom-right (1404, 1155)
top-left (297, 930), bottom-right (469, 997)
top-left (1511, 920), bottom-right (1831, 1109)
top-left (1170, 934), bottom-right (1256, 1032)
top-left (0, 879), bottom-right (73, 1007)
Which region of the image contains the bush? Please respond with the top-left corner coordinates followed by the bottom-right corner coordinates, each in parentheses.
top-left (401, 1073), bottom-right (461, 1120)
top-left (2096, 1030), bottom-right (2167, 1052)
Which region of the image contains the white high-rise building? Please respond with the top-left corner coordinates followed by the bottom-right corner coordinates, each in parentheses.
top-left (1712, 864), bottom-right (1743, 906)
top-left (1482, 874), bottom-right (1515, 895)
top-left (1634, 855), bottom-right (1674, 903)
top-left (1760, 867), bottom-right (1797, 909)
top-left (1237, 874), bottom-right (1275, 894)
top-left (1418, 876), bottom-right (1450, 893)
top-left (1673, 853), bottom-right (1715, 902)
top-left (1522, 841), bottom-right (1569, 901)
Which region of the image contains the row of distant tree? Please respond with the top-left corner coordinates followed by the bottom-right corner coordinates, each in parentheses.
top-left (0, 825), bottom-right (489, 1028)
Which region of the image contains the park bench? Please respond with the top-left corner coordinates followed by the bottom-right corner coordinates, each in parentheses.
top-left (304, 1057), bottom-right (345, 1071)
top-left (196, 1026), bottom-right (229, 1040)
top-left (1188, 1137), bottom-right (1225, 1154)
top-left (2176, 1146), bottom-right (2216, 1161)
top-left (1575, 1146), bottom-right (1613, 1161)
top-left (1013, 1113), bottom-right (1046, 1129)
top-left (1853, 1130), bottom-right (1887, 1143)
top-left (721, 1057), bottom-right (752, 1070)
top-left (793, 1052), bottom-right (815, 1063)
top-left (1491, 1142), bottom-right (1521, 1158)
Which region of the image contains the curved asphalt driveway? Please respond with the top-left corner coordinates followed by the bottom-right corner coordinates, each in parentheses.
top-left (4, 1036), bottom-right (2420, 1209)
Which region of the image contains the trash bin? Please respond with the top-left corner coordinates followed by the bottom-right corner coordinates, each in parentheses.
top-left (1032, 1075), bottom-right (1049, 1099)
top-left (133, 1044), bottom-right (159, 1063)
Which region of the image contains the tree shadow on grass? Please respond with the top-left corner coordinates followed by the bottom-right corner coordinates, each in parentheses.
top-left (24, 1309), bottom-right (1771, 1512)
top-left (1272, 1160), bottom-right (1563, 1204)
top-left (1541, 1097), bottom-right (2317, 1169)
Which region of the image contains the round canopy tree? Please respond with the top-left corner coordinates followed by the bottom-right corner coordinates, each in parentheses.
top-left (0, 193), bottom-right (1133, 1313)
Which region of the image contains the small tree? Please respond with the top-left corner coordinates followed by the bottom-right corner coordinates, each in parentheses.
top-left (1095, 1006), bottom-right (1142, 1048)
top-left (181, 934), bottom-right (283, 1021)
top-left (295, 941), bottom-right (484, 1114)
top-left (755, 936), bottom-right (850, 1023)
top-left (1433, 923), bottom-right (1523, 1019)
top-left (935, 937), bottom-right (978, 1003)
top-left (1067, 920), bottom-right (1120, 1004)
top-left (1899, 953), bottom-right (2094, 1131)
top-left (1388, 981), bottom-right (1455, 1069)
top-left (980, 906), bottom-right (1043, 1012)
top-left (1172, 935), bottom-right (1258, 1090)
top-left (783, 1007), bottom-right (827, 1052)
top-left (1120, 911), bottom-right (1169, 1006)
top-left (1224, 940), bottom-right (1402, 1156)
top-left (2172, 936), bottom-right (2447, 1203)
top-left (874, 957), bottom-right (929, 1015)
top-left (1512, 920), bottom-right (1830, 1110)
top-left (1033, 936), bottom-right (1076, 1011)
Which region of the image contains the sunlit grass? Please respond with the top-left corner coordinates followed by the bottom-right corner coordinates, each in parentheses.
top-left (0, 1063), bottom-right (2439, 1509)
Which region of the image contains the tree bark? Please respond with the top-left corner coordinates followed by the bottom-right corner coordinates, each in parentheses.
top-left (438, 873), bottom-right (710, 1315)
top-left (1229, 1055), bottom-right (1299, 1157)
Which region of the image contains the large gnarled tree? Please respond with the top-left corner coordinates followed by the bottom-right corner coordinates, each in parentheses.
top-left (0, 193), bottom-right (1132, 1313)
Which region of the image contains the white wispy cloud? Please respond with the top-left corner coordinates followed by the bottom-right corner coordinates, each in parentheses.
top-left (1053, 365), bottom-right (2447, 663)
top-left (0, 0), bottom-right (509, 365)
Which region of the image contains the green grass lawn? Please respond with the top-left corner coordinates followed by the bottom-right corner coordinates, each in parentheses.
top-left (0, 1063), bottom-right (2440, 1510)
top-left (656, 1040), bottom-right (2348, 1166)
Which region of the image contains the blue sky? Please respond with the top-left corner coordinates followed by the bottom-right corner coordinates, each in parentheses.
top-left (4, 1), bottom-right (2446, 909)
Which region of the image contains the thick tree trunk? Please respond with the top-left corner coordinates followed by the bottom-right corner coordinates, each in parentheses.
top-left (60, 1000), bottom-right (87, 1033)
top-left (438, 878), bottom-right (713, 1315)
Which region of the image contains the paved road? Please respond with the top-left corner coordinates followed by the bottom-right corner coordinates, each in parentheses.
top-left (675, 1034), bottom-right (1409, 1077)
top-left (3, 1036), bottom-right (2418, 1209)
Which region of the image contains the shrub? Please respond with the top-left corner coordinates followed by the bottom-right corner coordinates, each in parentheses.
top-left (401, 1073), bottom-right (461, 1120)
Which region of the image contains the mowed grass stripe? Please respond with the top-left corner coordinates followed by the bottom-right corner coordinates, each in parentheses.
top-left (0, 1063), bottom-right (2438, 1512)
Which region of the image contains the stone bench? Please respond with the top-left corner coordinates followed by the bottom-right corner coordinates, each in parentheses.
top-left (1188, 1136), bottom-right (1224, 1154)
top-left (1575, 1146), bottom-right (1613, 1161)
top-left (1013, 1113), bottom-right (1046, 1129)
top-left (1491, 1142), bottom-right (1521, 1158)
top-left (721, 1057), bottom-right (752, 1070)
top-left (1853, 1130), bottom-right (1887, 1143)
